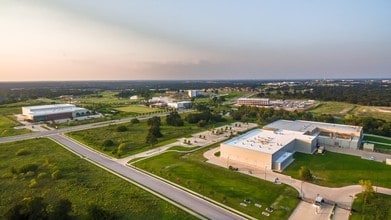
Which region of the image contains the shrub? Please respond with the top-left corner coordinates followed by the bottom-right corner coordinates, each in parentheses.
top-left (37, 172), bottom-right (48, 179)
top-left (29, 179), bottom-right (38, 188)
top-left (299, 166), bottom-right (313, 181)
top-left (16, 148), bottom-right (30, 156)
top-left (51, 170), bottom-right (61, 180)
top-left (102, 139), bottom-right (115, 147)
top-left (116, 125), bottom-right (128, 132)
top-left (25, 171), bottom-right (36, 177)
top-left (130, 118), bottom-right (140, 124)
top-left (19, 164), bottom-right (38, 174)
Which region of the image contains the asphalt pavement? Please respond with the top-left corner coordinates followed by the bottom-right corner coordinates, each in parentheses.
top-left (49, 134), bottom-right (246, 220)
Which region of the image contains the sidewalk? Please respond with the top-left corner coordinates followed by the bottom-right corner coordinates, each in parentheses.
top-left (117, 122), bottom-right (259, 165)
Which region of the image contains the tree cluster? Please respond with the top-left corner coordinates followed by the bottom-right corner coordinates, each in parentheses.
top-left (185, 110), bottom-right (226, 126)
top-left (145, 116), bottom-right (163, 146)
top-left (258, 83), bottom-right (391, 106)
top-left (166, 111), bottom-right (184, 126)
top-left (231, 105), bottom-right (391, 136)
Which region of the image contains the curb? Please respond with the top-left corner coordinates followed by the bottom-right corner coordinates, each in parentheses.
top-left (48, 136), bottom-right (206, 220)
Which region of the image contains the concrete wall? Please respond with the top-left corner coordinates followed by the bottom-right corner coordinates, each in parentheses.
top-left (220, 144), bottom-right (272, 169)
top-left (294, 138), bottom-right (315, 153)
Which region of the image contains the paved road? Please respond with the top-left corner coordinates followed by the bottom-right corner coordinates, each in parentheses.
top-left (49, 134), bottom-right (245, 220)
top-left (0, 113), bottom-right (173, 144)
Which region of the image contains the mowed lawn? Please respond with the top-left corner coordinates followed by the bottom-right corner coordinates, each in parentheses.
top-left (363, 135), bottom-right (391, 150)
top-left (283, 152), bottom-right (391, 188)
top-left (0, 138), bottom-right (195, 219)
top-left (134, 147), bottom-right (300, 220)
top-left (67, 119), bottom-right (208, 158)
top-left (115, 105), bottom-right (160, 114)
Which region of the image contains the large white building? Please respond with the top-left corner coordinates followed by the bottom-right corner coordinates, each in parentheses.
top-left (22, 104), bottom-right (90, 122)
top-left (220, 120), bottom-right (363, 171)
top-left (167, 101), bottom-right (192, 109)
top-left (188, 90), bottom-right (200, 98)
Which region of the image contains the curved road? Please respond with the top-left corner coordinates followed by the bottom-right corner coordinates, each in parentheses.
top-left (49, 134), bottom-right (245, 220)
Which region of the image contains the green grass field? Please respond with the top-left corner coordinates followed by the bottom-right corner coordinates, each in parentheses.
top-left (0, 138), bottom-right (195, 219)
top-left (134, 146), bottom-right (299, 220)
top-left (115, 105), bottom-right (161, 114)
top-left (350, 193), bottom-right (391, 220)
top-left (67, 119), bottom-right (219, 158)
top-left (352, 106), bottom-right (391, 122)
top-left (283, 152), bottom-right (391, 188)
top-left (308, 102), bottom-right (391, 122)
top-left (77, 91), bottom-right (132, 105)
top-left (309, 102), bottom-right (356, 115)
top-left (0, 106), bottom-right (30, 137)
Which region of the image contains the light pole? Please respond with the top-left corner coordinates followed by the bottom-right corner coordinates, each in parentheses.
top-left (301, 181), bottom-right (304, 198)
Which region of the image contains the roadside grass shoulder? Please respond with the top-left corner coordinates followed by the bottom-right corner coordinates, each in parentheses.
top-left (134, 146), bottom-right (299, 220)
top-left (283, 152), bottom-right (391, 188)
top-left (0, 138), bottom-right (196, 219)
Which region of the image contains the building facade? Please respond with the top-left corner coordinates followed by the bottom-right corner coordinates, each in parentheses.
top-left (236, 98), bottom-right (270, 106)
top-left (220, 120), bottom-right (363, 171)
top-left (22, 104), bottom-right (90, 122)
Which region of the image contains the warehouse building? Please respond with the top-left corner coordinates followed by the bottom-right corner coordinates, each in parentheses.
top-left (22, 104), bottom-right (90, 122)
top-left (220, 120), bottom-right (362, 171)
top-left (167, 101), bottom-right (192, 109)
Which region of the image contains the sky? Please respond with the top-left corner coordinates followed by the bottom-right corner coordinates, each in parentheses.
top-left (0, 0), bottom-right (390, 81)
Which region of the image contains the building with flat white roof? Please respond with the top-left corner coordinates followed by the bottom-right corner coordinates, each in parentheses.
top-left (220, 120), bottom-right (363, 171)
top-left (263, 120), bottom-right (363, 149)
top-left (22, 104), bottom-right (90, 122)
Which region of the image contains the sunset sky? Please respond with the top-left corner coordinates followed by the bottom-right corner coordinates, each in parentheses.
top-left (1, 0), bottom-right (390, 81)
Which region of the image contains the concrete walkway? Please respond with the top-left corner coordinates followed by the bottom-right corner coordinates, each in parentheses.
top-left (117, 122), bottom-right (259, 165)
top-left (203, 147), bottom-right (391, 220)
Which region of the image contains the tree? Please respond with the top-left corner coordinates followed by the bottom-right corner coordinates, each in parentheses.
top-left (166, 111), bottom-right (184, 126)
top-left (298, 166), bottom-right (313, 181)
top-left (102, 139), bottom-right (115, 147)
top-left (148, 116), bottom-right (161, 127)
top-left (116, 125), bottom-right (128, 132)
top-left (130, 118), bottom-right (139, 124)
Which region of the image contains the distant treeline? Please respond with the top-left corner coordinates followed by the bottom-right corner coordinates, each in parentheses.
top-left (0, 88), bottom-right (94, 104)
top-left (258, 83), bottom-right (391, 106)
top-left (231, 106), bottom-right (391, 136)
